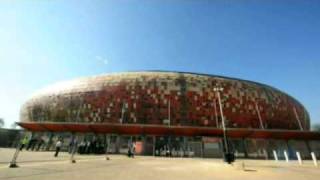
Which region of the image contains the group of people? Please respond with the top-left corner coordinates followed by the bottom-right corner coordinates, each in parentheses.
top-left (18, 136), bottom-right (137, 158)
top-left (19, 136), bottom-right (62, 157)
top-left (155, 146), bottom-right (195, 157)
top-left (77, 139), bottom-right (106, 154)
top-left (19, 136), bottom-right (65, 157)
top-left (19, 136), bottom-right (46, 151)
top-left (55, 138), bottom-right (107, 157)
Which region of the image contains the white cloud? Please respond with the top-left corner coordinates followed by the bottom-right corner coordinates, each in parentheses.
top-left (95, 55), bottom-right (109, 65)
top-left (104, 60), bottom-right (109, 65)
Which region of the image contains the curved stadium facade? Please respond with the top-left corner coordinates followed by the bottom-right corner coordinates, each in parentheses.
top-left (21, 71), bottom-right (310, 129)
top-left (18, 71), bottom-right (319, 158)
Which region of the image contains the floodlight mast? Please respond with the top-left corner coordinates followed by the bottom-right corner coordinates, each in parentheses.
top-left (214, 87), bottom-right (228, 152)
top-left (214, 86), bottom-right (234, 164)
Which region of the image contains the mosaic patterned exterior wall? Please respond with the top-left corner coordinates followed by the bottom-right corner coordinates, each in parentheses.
top-left (20, 71), bottom-right (310, 130)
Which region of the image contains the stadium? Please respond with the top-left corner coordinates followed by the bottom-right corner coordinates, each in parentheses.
top-left (18, 71), bottom-right (320, 159)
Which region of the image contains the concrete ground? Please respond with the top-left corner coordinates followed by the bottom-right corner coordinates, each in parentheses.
top-left (0, 148), bottom-right (319, 180)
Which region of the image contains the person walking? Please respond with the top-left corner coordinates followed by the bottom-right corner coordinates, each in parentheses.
top-left (133, 142), bottom-right (136, 158)
top-left (128, 141), bottom-right (136, 158)
top-left (68, 138), bottom-right (74, 154)
top-left (85, 141), bottom-right (91, 154)
top-left (19, 136), bottom-right (28, 151)
top-left (36, 137), bottom-right (45, 151)
top-left (54, 139), bottom-right (62, 157)
top-left (79, 140), bottom-right (85, 154)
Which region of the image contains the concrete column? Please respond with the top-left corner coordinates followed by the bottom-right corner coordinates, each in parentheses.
top-left (296, 151), bottom-right (302, 165)
top-left (115, 135), bottom-right (120, 154)
top-left (273, 150), bottom-right (279, 161)
top-left (153, 136), bottom-right (156, 156)
top-left (104, 134), bottom-right (107, 153)
top-left (107, 134), bottom-right (111, 151)
top-left (242, 138), bottom-right (249, 158)
top-left (105, 134), bottom-right (110, 160)
top-left (169, 136), bottom-right (172, 150)
top-left (183, 137), bottom-right (187, 150)
top-left (305, 140), bottom-right (312, 155)
top-left (45, 132), bottom-right (54, 151)
top-left (263, 140), bottom-right (270, 160)
top-left (141, 135), bottom-right (146, 155)
top-left (183, 137), bottom-right (188, 157)
top-left (285, 140), bottom-right (291, 160)
top-left (253, 139), bottom-right (259, 158)
top-left (103, 134), bottom-right (107, 147)
top-left (9, 131), bottom-right (26, 168)
top-left (201, 140), bottom-right (204, 158)
top-left (311, 152), bottom-right (318, 166)
top-left (284, 150), bottom-right (289, 162)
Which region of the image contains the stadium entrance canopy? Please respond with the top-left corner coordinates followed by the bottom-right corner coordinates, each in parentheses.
top-left (18, 122), bottom-right (320, 140)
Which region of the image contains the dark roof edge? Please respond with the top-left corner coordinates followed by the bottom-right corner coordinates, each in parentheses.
top-left (129, 70), bottom-right (273, 88)
top-left (115, 70), bottom-right (307, 109)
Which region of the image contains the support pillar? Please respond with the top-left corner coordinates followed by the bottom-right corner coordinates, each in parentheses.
top-left (9, 134), bottom-right (28, 168)
top-left (9, 147), bottom-right (20, 168)
top-left (284, 150), bottom-right (289, 162)
top-left (105, 134), bottom-right (110, 160)
top-left (285, 140), bottom-right (291, 160)
top-left (141, 135), bottom-right (146, 155)
top-left (183, 137), bottom-right (188, 156)
top-left (70, 133), bottom-right (77, 163)
top-left (201, 140), bottom-right (204, 158)
top-left (46, 132), bottom-right (54, 151)
top-left (305, 140), bottom-right (312, 156)
top-left (9, 132), bottom-right (27, 168)
top-left (153, 136), bottom-right (156, 156)
top-left (103, 135), bottom-right (107, 149)
top-left (115, 135), bottom-right (120, 154)
top-left (242, 138), bottom-right (248, 158)
top-left (264, 140), bottom-right (270, 160)
top-left (296, 152), bottom-right (302, 165)
top-left (168, 136), bottom-right (172, 157)
top-left (9, 141), bottom-right (23, 168)
top-left (273, 150), bottom-right (279, 161)
top-left (253, 139), bottom-right (259, 158)
top-left (311, 152), bottom-right (318, 166)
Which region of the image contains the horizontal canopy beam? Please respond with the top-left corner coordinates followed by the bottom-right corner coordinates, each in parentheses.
top-left (17, 122), bottom-right (320, 140)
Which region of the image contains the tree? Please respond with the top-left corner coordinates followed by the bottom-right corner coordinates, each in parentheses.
top-left (312, 124), bottom-right (320, 132)
top-left (11, 122), bottom-right (17, 129)
top-left (0, 118), bottom-right (4, 128)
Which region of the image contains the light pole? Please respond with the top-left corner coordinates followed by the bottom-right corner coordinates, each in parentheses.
top-left (168, 99), bottom-right (171, 127)
top-left (120, 102), bottom-right (127, 124)
top-left (254, 102), bottom-right (265, 129)
top-left (167, 98), bottom-right (171, 156)
top-left (293, 107), bottom-right (303, 131)
top-left (213, 87), bottom-right (234, 164)
top-left (213, 99), bottom-right (219, 128)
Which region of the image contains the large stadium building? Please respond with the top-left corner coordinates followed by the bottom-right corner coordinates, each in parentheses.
top-left (18, 71), bottom-right (320, 159)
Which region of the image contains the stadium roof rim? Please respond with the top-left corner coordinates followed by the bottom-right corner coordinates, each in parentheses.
top-left (32, 70), bottom-right (306, 112)
top-left (96, 70), bottom-right (303, 107)
top-left (129, 70), bottom-right (276, 88)
top-left (91, 70), bottom-right (276, 89)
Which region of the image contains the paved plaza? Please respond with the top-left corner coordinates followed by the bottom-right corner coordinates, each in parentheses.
top-left (0, 148), bottom-right (319, 180)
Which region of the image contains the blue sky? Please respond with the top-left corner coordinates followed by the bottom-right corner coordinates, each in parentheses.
top-left (0, 0), bottom-right (319, 128)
